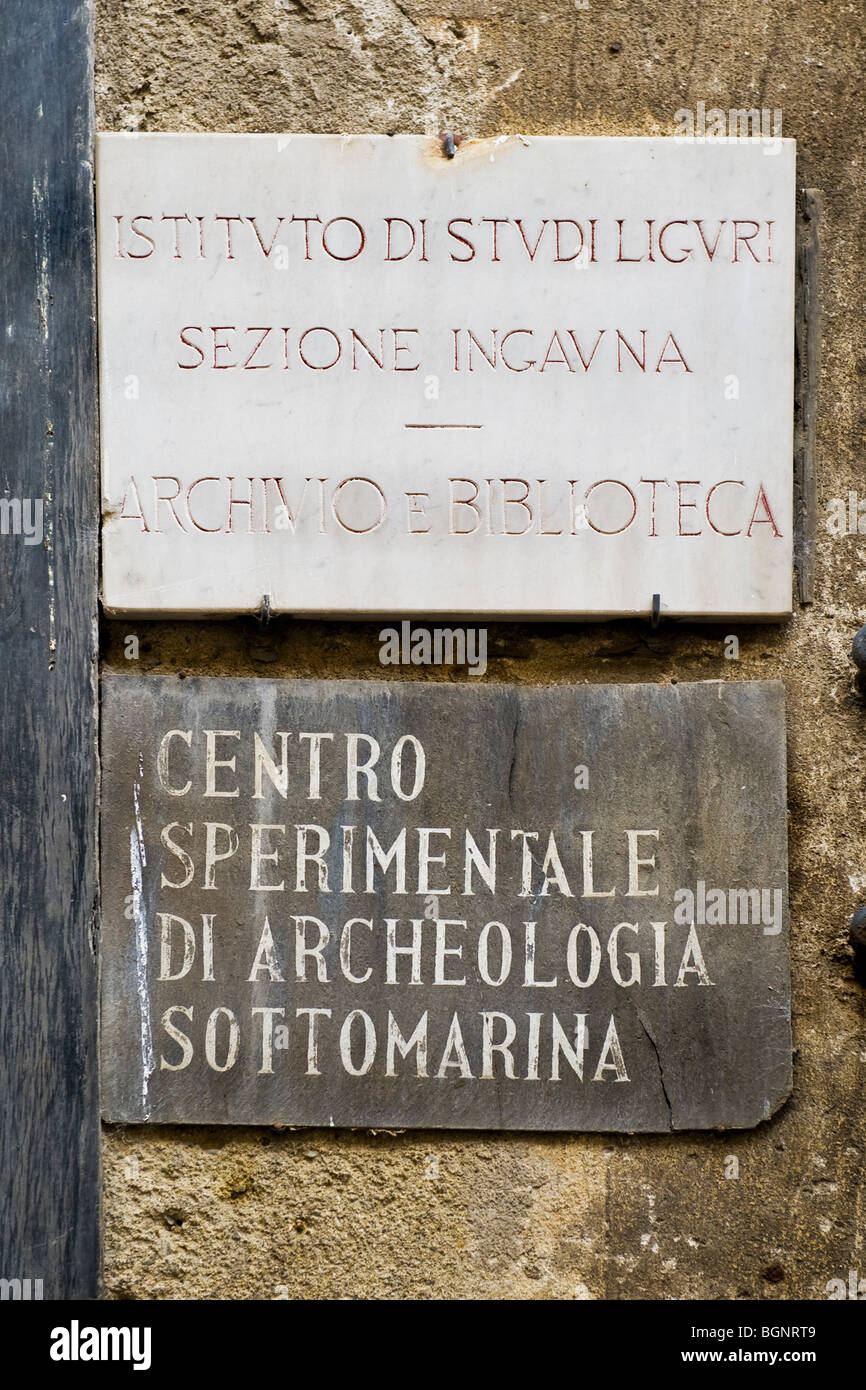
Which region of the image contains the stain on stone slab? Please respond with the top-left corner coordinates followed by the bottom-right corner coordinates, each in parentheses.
top-left (100, 676), bottom-right (791, 1131)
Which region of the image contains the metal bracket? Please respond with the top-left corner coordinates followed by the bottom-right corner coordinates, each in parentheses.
top-left (441, 132), bottom-right (459, 159)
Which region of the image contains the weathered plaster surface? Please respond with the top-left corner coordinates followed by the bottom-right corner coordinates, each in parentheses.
top-left (96, 0), bottom-right (866, 1299)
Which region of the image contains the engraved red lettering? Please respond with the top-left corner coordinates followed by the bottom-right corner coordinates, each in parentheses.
top-left (746, 485), bottom-right (782, 537)
top-left (514, 219), bottom-right (548, 260)
top-left (616, 219), bottom-right (642, 263)
top-left (658, 221), bottom-right (691, 263)
top-left (554, 220), bottom-right (584, 262)
top-left (243, 327), bottom-right (273, 369)
top-left (450, 479), bottom-right (481, 534)
top-left (178, 326), bottom-right (205, 369)
top-left (118, 476), bottom-right (149, 531)
top-left (694, 220), bottom-right (726, 260)
top-left (500, 330), bottom-right (535, 372)
top-left (567, 330), bottom-right (605, 372)
top-left (153, 476), bottom-right (186, 532)
top-left (248, 216), bottom-right (285, 257)
top-left (481, 218), bottom-right (508, 261)
top-left (161, 214), bottom-right (191, 258)
top-left (212, 327), bottom-right (236, 369)
top-left (393, 329), bottom-right (420, 371)
top-left (639, 478), bottom-right (670, 537)
top-left (540, 331), bottom-right (574, 372)
top-left (290, 216), bottom-right (322, 259)
top-left (584, 480), bottom-right (637, 535)
top-left (467, 330), bottom-right (497, 371)
top-left (186, 478), bottom-right (224, 533)
top-left (616, 331), bottom-right (647, 371)
top-left (298, 327), bottom-right (341, 370)
top-left (215, 215), bottom-right (244, 258)
top-left (447, 219), bottom-right (475, 262)
top-left (705, 480), bottom-right (745, 536)
top-left (331, 478), bottom-right (387, 533)
top-left (322, 217), bottom-right (365, 260)
top-left (733, 220), bottom-right (761, 263)
top-left (502, 479), bottom-right (533, 535)
top-left (384, 218), bottom-right (415, 261)
top-left (676, 480), bottom-right (701, 536)
top-left (655, 333), bottom-right (691, 371)
top-left (128, 215), bottom-right (156, 258)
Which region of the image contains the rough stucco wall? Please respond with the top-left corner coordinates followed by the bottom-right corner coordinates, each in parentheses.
top-left (95, 0), bottom-right (866, 1299)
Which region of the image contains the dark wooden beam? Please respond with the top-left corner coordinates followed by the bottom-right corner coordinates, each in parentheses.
top-left (0, 1), bottom-right (100, 1298)
top-left (794, 186), bottom-right (821, 607)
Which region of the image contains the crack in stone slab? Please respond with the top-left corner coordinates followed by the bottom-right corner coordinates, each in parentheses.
top-left (635, 1009), bottom-right (673, 1131)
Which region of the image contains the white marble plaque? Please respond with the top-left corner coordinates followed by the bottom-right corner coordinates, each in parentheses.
top-left (97, 134), bottom-right (795, 618)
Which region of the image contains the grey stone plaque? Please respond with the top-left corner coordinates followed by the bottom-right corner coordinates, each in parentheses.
top-left (100, 676), bottom-right (791, 1131)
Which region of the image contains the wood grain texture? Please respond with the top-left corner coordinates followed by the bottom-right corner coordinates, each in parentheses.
top-left (0, 2), bottom-right (100, 1298)
top-left (794, 186), bottom-right (821, 606)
